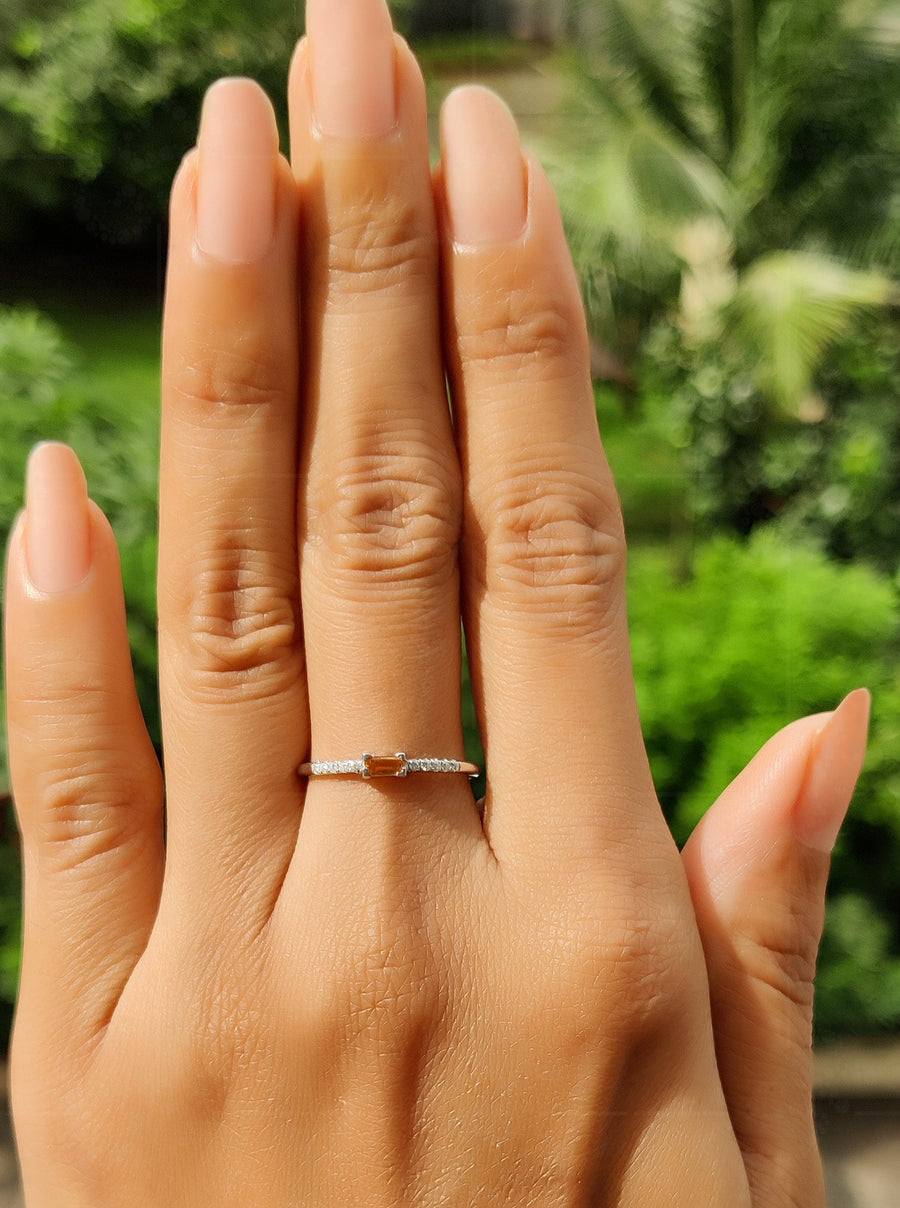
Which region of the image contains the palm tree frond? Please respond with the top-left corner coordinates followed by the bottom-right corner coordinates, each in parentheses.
top-left (726, 251), bottom-right (896, 410)
top-left (541, 115), bottom-right (729, 307)
top-left (574, 0), bottom-right (726, 159)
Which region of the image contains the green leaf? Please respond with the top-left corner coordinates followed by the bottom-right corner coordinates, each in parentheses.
top-left (726, 251), bottom-right (895, 410)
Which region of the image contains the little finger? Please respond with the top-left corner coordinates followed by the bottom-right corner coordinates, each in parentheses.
top-left (4, 445), bottom-right (163, 1055)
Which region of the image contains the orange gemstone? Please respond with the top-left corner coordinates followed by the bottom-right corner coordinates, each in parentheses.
top-left (363, 753), bottom-right (408, 778)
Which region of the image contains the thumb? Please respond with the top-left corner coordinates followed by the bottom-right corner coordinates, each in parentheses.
top-left (682, 689), bottom-right (870, 1208)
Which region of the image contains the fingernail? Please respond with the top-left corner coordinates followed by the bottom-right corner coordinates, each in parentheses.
top-left (307, 0), bottom-right (397, 138)
top-left (441, 86), bottom-right (527, 246)
top-left (197, 78), bottom-right (279, 264)
top-left (25, 443), bottom-right (92, 594)
top-left (794, 689), bottom-right (871, 852)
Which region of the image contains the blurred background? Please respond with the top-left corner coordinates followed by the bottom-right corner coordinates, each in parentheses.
top-left (0, 1), bottom-right (898, 1203)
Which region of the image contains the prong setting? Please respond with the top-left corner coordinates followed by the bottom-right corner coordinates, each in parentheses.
top-left (362, 752), bottom-right (409, 778)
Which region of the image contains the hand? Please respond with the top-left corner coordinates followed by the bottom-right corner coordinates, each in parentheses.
top-left (3, 1), bottom-right (869, 1204)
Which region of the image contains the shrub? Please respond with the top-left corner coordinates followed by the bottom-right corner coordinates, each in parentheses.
top-left (641, 313), bottom-right (900, 577)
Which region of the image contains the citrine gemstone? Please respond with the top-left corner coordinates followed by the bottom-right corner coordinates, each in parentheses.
top-left (363, 753), bottom-right (408, 778)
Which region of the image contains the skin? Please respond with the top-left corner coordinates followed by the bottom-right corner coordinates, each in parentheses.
top-left (2, 1), bottom-right (870, 1204)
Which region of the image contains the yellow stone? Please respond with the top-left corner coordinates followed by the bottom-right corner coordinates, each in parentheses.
top-left (363, 753), bottom-right (408, 778)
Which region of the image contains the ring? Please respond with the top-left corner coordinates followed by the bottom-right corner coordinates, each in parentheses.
top-left (298, 753), bottom-right (481, 779)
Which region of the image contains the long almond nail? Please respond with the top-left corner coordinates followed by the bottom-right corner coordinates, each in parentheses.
top-left (441, 86), bottom-right (527, 246)
top-left (794, 688), bottom-right (871, 852)
top-left (25, 443), bottom-right (92, 594)
top-left (307, 0), bottom-right (397, 138)
top-left (197, 78), bottom-right (279, 263)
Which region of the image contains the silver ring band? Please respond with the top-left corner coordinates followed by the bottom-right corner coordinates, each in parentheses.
top-left (299, 752), bottom-right (480, 779)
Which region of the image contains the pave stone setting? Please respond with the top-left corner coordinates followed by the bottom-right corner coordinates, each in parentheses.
top-left (304, 753), bottom-right (467, 777)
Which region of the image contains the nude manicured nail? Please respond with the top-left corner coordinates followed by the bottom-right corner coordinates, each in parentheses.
top-left (25, 443), bottom-right (92, 593)
top-left (197, 78), bottom-right (279, 263)
top-left (441, 86), bottom-right (527, 245)
top-left (795, 688), bottom-right (871, 852)
top-left (307, 0), bottom-right (397, 138)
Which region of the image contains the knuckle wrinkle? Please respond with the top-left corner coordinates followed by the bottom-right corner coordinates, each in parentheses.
top-left (459, 285), bottom-right (577, 376)
top-left (174, 544), bottom-right (298, 701)
top-left (171, 333), bottom-right (292, 415)
top-left (481, 476), bottom-right (625, 626)
top-left (324, 192), bottom-right (434, 297)
top-left (314, 454), bottom-right (459, 588)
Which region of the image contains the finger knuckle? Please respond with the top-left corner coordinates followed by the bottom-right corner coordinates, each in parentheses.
top-left (736, 922), bottom-right (819, 1014)
top-left (324, 192), bottom-right (435, 298)
top-left (478, 475), bottom-right (626, 630)
top-left (313, 452), bottom-right (459, 590)
top-left (18, 670), bottom-right (160, 868)
top-left (170, 333), bottom-right (293, 416)
top-left (523, 872), bottom-right (696, 1040)
top-left (599, 897), bottom-right (697, 1033)
top-left (32, 763), bottom-right (157, 873)
top-left (168, 542), bottom-right (298, 700)
top-left (457, 283), bottom-right (580, 378)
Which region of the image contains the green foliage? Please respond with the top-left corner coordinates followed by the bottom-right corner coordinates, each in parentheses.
top-left (0, 0), bottom-right (414, 243)
top-left (628, 531), bottom-right (900, 1033)
top-left (816, 895), bottom-right (900, 1037)
top-left (725, 252), bottom-right (895, 410)
top-left (567, 0), bottom-right (900, 257)
top-left (641, 310), bottom-right (900, 573)
top-left (595, 383), bottom-right (690, 540)
top-left (629, 531), bottom-right (899, 833)
top-left (0, 306), bottom-right (78, 551)
top-left (556, 0), bottom-right (899, 393)
top-left (0, 800), bottom-right (21, 1006)
top-left (778, 313), bottom-right (900, 573)
top-left (642, 319), bottom-right (821, 533)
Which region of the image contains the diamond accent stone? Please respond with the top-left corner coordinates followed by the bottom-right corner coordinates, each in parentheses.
top-left (406, 758), bottom-right (460, 773)
top-left (301, 755), bottom-right (476, 778)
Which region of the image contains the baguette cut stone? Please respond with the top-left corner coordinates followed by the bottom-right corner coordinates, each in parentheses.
top-left (363, 753), bottom-right (408, 778)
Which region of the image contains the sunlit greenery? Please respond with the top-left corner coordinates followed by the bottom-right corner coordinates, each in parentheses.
top-left (554, 0), bottom-right (898, 404)
top-left (0, 0), bottom-right (413, 242)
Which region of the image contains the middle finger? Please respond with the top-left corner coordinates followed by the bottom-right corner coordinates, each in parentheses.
top-left (288, 1), bottom-right (480, 852)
